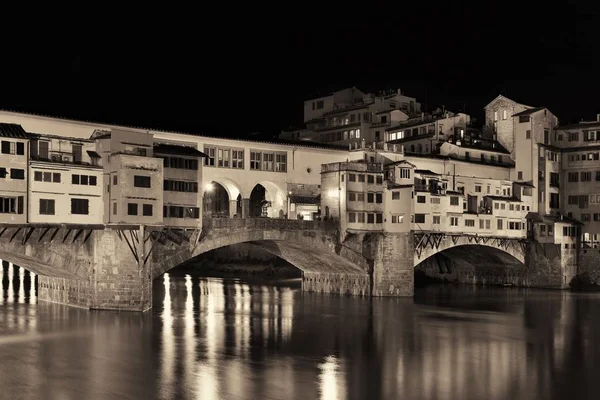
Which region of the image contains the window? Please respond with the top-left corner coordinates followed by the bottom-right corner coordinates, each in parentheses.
top-left (71, 198), bottom-right (89, 215)
top-left (581, 171), bottom-right (592, 182)
top-left (526, 130), bottom-right (531, 139)
top-left (367, 214), bottom-right (375, 224)
top-left (375, 193), bottom-right (383, 203)
top-left (520, 116), bottom-right (531, 123)
top-left (263, 153), bottom-right (274, 171)
top-left (450, 217), bottom-right (459, 226)
top-left (494, 111), bottom-right (498, 121)
top-left (0, 197), bottom-right (19, 214)
top-left (143, 204), bottom-right (153, 216)
top-left (275, 154), bottom-right (287, 172)
top-left (72, 174), bottom-right (97, 185)
top-left (367, 175), bottom-right (374, 184)
top-left (465, 219), bottom-right (475, 227)
top-left (518, 171), bottom-right (523, 180)
top-left (113, 203), bottom-right (117, 215)
top-left (376, 175), bottom-right (383, 184)
top-left (502, 110), bottom-right (507, 120)
top-left (376, 213), bottom-right (382, 223)
top-left (39, 199), bottom-right (55, 215)
top-left (392, 191), bottom-right (400, 200)
top-left (348, 212), bottom-right (356, 223)
top-left (367, 192), bottom-right (374, 203)
top-left (415, 214), bottom-right (425, 224)
top-left (16, 142), bottom-right (24, 155)
top-left (113, 175), bottom-right (118, 185)
top-left (358, 174), bottom-right (365, 183)
top-left (433, 216), bottom-right (441, 224)
top-left (204, 147), bottom-right (216, 166)
top-left (400, 168), bottom-right (411, 179)
top-left (475, 185), bottom-right (482, 192)
top-left (10, 169), bottom-right (25, 180)
top-left (497, 219), bottom-right (503, 230)
top-left (218, 148), bottom-right (230, 167)
top-left (232, 150), bottom-right (244, 169)
top-left (38, 141), bottom-right (50, 159)
top-left (450, 196), bottom-right (459, 206)
top-left (163, 157), bottom-right (198, 170)
top-left (128, 203), bottom-right (138, 215)
top-left (391, 214), bottom-right (404, 223)
top-left (72, 144), bottom-right (82, 163)
top-left (1, 141), bottom-right (14, 154)
top-left (134, 175), bottom-right (151, 188)
top-left (430, 197), bottom-right (440, 204)
top-left (164, 180), bottom-right (199, 193)
top-left (250, 152), bottom-right (261, 170)
top-left (417, 195), bottom-right (426, 203)
top-left (568, 172), bottom-right (578, 182)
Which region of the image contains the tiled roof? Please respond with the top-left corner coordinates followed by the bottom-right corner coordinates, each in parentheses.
top-left (289, 195), bottom-right (320, 204)
top-left (0, 123), bottom-right (30, 139)
top-left (154, 143), bottom-right (208, 158)
top-left (512, 107), bottom-right (547, 117)
top-left (414, 169), bottom-right (440, 176)
top-left (0, 110), bottom-right (349, 152)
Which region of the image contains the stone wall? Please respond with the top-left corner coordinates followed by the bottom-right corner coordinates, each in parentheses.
top-left (370, 232), bottom-right (414, 296)
top-left (38, 276), bottom-right (92, 309)
top-left (0, 224), bottom-right (151, 312)
top-left (575, 248), bottom-right (600, 286)
top-left (303, 272), bottom-right (370, 296)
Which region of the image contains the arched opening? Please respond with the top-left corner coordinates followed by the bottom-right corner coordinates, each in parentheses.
top-left (249, 181), bottom-right (286, 218)
top-left (249, 184), bottom-right (267, 217)
top-left (414, 245), bottom-right (525, 289)
top-left (203, 180), bottom-right (243, 218)
top-left (0, 259), bottom-right (37, 305)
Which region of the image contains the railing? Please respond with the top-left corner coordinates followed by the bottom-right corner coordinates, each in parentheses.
top-left (202, 217), bottom-right (339, 231)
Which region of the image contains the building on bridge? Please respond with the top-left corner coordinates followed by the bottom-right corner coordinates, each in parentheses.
top-left (0, 123), bottom-right (29, 222)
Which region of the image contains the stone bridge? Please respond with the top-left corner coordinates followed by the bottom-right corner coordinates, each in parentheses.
top-left (0, 220), bottom-right (575, 312)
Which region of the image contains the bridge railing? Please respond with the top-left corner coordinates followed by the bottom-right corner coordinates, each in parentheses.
top-left (202, 217), bottom-right (339, 231)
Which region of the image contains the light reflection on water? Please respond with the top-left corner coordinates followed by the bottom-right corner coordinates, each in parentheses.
top-left (0, 261), bottom-right (600, 400)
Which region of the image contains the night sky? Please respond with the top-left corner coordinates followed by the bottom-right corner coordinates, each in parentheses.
top-left (1, 3), bottom-right (598, 139)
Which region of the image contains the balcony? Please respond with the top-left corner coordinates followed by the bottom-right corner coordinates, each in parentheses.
top-left (31, 151), bottom-right (90, 165)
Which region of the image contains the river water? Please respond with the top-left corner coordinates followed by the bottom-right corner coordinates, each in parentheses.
top-left (1, 263), bottom-right (599, 400)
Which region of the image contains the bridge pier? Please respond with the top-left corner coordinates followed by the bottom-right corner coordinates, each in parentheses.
top-left (370, 233), bottom-right (414, 296)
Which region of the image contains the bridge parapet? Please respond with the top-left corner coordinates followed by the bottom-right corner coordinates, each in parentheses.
top-left (202, 217), bottom-right (339, 232)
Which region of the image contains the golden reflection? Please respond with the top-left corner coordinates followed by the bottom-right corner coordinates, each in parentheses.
top-left (0, 260), bottom-right (4, 306)
top-left (18, 266), bottom-right (25, 304)
top-left (160, 273), bottom-right (175, 390)
top-left (234, 282), bottom-right (250, 358)
top-left (318, 355), bottom-right (346, 400)
top-left (183, 275), bottom-right (195, 390)
top-left (7, 262), bottom-right (14, 304)
top-left (196, 279), bottom-right (224, 400)
top-left (279, 287), bottom-right (294, 343)
top-left (29, 272), bottom-right (36, 305)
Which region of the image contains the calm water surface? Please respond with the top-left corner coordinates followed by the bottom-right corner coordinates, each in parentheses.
top-left (1, 263), bottom-right (599, 400)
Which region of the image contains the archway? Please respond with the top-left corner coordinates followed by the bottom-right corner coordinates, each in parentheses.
top-left (203, 179), bottom-right (243, 218)
top-left (414, 244), bottom-right (525, 288)
top-left (249, 181), bottom-right (286, 218)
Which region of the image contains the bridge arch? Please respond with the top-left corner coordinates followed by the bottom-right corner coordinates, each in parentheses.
top-left (151, 219), bottom-right (370, 284)
top-left (413, 232), bottom-right (526, 268)
top-left (249, 181), bottom-right (287, 218)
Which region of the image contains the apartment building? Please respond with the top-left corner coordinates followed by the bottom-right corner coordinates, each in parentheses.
top-left (28, 133), bottom-right (103, 224)
top-left (93, 129), bottom-right (164, 226)
top-left (280, 87), bottom-right (421, 145)
top-left (320, 146), bottom-right (530, 239)
top-left (554, 116), bottom-right (600, 248)
top-left (0, 123), bottom-right (30, 223)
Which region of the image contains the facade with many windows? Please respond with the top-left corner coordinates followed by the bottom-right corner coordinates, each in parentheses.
top-left (28, 134), bottom-right (103, 224)
top-left (0, 123), bottom-right (29, 223)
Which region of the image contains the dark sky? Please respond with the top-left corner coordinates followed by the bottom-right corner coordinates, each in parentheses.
top-left (1, 2), bottom-right (598, 139)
